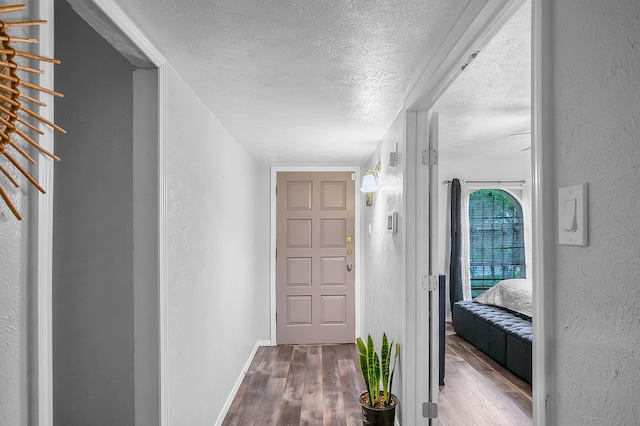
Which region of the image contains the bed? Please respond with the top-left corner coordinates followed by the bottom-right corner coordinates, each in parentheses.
top-left (451, 279), bottom-right (533, 384)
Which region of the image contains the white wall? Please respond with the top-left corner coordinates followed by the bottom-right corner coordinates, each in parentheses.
top-left (361, 113), bottom-right (406, 423)
top-left (544, 0), bottom-right (640, 423)
top-left (164, 66), bottom-right (271, 424)
top-left (0, 173), bottom-right (29, 425)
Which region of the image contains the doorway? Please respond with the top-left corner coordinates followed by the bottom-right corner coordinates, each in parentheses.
top-left (432, 1), bottom-right (533, 422)
top-left (422, 0), bottom-right (535, 423)
top-left (400, 0), bottom-right (539, 423)
top-left (52, 1), bottom-right (162, 425)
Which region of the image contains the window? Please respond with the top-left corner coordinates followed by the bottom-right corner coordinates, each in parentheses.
top-left (468, 189), bottom-right (525, 297)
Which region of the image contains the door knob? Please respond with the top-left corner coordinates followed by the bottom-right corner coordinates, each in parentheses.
top-left (347, 263), bottom-right (353, 272)
top-left (346, 249), bottom-right (352, 255)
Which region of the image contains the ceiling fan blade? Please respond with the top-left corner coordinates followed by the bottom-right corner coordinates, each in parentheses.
top-left (510, 130), bottom-right (532, 137)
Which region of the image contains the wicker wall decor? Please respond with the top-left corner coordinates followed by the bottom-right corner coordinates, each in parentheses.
top-left (0, 3), bottom-right (64, 220)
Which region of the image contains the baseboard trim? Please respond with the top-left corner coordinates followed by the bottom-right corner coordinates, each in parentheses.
top-left (215, 340), bottom-right (272, 425)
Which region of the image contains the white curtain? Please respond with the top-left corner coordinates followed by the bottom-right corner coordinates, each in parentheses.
top-left (521, 182), bottom-right (533, 280)
top-left (460, 182), bottom-right (473, 300)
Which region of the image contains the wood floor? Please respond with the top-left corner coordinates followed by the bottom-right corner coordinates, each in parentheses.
top-left (222, 344), bottom-right (365, 425)
top-left (223, 326), bottom-right (532, 425)
top-left (439, 323), bottom-right (533, 425)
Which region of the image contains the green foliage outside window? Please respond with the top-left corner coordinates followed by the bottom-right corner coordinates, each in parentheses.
top-left (469, 189), bottom-right (525, 298)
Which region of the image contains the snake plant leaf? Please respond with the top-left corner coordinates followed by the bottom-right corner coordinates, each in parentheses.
top-left (366, 335), bottom-right (377, 402)
top-left (389, 342), bottom-right (400, 403)
top-left (373, 352), bottom-right (381, 403)
top-left (356, 337), bottom-right (372, 406)
top-left (381, 334), bottom-right (393, 404)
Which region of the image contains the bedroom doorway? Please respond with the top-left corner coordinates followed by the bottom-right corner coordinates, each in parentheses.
top-left (429, 0), bottom-right (534, 423)
top-left (400, 0), bottom-right (538, 423)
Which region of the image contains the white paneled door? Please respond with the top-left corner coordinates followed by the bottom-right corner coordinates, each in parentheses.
top-left (276, 172), bottom-right (355, 344)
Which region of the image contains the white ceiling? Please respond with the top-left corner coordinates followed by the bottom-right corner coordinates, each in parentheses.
top-left (101, 0), bottom-right (530, 165)
top-left (434, 0), bottom-right (531, 160)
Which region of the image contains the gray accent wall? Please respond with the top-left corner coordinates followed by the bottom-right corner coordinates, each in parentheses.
top-left (133, 69), bottom-right (159, 426)
top-left (53, 1), bottom-right (135, 424)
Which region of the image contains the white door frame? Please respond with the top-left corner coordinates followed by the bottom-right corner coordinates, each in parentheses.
top-left (270, 167), bottom-right (363, 345)
top-left (80, 3), bottom-right (170, 424)
top-left (531, 0), bottom-right (549, 423)
top-left (35, 1), bottom-right (55, 423)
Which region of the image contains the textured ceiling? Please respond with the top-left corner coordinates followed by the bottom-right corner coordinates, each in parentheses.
top-left (434, 0), bottom-right (531, 160)
top-left (107, 0), bottom-right (529, 165)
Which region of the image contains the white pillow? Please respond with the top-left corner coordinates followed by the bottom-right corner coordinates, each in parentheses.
top-left (473, 278), bottom-right (533, 317)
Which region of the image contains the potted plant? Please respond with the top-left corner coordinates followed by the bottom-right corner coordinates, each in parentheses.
top-left (357, 333), bottom-right (400, 426)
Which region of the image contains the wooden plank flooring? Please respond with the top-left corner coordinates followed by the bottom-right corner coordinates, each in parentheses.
top-left (222, 344), bottom-right (365, 426)
top-left (439, 323), bottom-right (533, 426)
top-left (223, 327), bottom-right (532, 425)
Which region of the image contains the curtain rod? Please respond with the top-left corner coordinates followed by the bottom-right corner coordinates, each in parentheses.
top-left (442, 179), bottom-right (526, 185)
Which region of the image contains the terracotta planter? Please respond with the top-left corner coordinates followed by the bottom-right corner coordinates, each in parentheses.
top-left (360, 392), bottom-right (397, 426)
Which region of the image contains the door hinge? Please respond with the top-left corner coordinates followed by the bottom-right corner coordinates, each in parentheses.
top-left (276, 312), bottom-right (278, 323)
top-left (422, 148), bottom-right (438, 166)
top-left (275, 185), bottom-right (278, 195)
top-left (275, 248), bottom-right (278, 259)
top-left (422, 401), bottom-right (438, 418)
top-left (422, 275), bottom-right (438, 292)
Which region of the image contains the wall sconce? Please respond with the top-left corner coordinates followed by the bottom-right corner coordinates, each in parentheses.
top-left (360, 162), bottom-right (381, 193)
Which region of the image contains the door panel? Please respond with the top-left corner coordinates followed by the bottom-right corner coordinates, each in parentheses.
top-left (321, 181), bottom-right (347, 209)
top-left (276, 171), bottom-right (355, 344)
top-left (287, 258), bottom-right (312, 286)
top-left (321, 257), bottom-right (346, 286)
top-left (287, 181), bottom-right (313, 210)
top-left (321, 296), bottom-right (346, 324)
top-left (287, 220), bottom-right (312, 247)
top-left (321, 219), bottom-right (346, 247)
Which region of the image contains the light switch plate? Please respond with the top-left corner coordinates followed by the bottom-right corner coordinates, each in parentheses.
top-left (387, 212), bottom-right (398, 234)
top-left (558, 183), bottom-right (588, 246)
